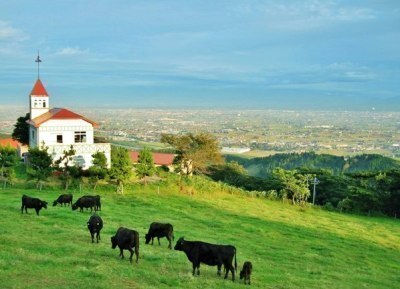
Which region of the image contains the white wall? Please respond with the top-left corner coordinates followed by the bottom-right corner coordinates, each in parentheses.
top-left (38, 119), bottom-right (94, 146)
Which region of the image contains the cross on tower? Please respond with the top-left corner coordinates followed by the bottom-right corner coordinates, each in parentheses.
top-left (35, 51), bottom-right (42, 79)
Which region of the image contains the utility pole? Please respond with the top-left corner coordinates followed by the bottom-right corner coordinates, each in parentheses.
top-left (311, 177), bottom-right (320, 205)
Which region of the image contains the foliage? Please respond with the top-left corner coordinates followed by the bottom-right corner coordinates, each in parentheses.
top-left (161, 132), bottom-right (223, 176)
top-left (0, 145), bottom-right (18, 188)
top-left (12, 113), bottom-right (30, 145)
top-left (26, 145), bottom-right (53, 190)
top-left (109, 146), bottom-right (132, 193)
top-left (88, 151), bottom-right (109, 190)
top-left (54, 145), bottom-right (77, 190)
top-left (271, 168), bottom-right (311, 205)
top-left (135, 147), bottom-right (156, 185)
top-left (226, 152), bottom-right (400, 178)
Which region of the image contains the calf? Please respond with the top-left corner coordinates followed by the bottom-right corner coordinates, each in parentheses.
top-left (52, 194), bottom-right (73, 207)
top-left (111, 227), bottom-right (139, 264)
top-left (174, 237), bottom-right (237, 281)
top-left (21, 195), bottom-right (48, 216)
top-left (240, 261), bottom-right (253, 285)
top-left (145, 222), bottom-right (174, 249)
top-left (87, 214), bottom-right (103, 243)
top-left (72, 196), bottom-right (96, 212)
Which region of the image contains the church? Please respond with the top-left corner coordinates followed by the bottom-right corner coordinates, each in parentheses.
top-left (26, 56), bottom-right (111, 169)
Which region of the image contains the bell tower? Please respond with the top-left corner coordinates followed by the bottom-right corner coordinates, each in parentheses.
top-left (29, 52), bottom-right (49, 120)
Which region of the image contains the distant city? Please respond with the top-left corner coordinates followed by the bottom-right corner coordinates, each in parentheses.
top-left (1, 106), bottom-right (400, 158)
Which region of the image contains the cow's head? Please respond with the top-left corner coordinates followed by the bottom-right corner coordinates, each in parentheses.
top-left (42, 201), bottom-right (48, 209)
top-left (174, 237), bottom-right (185, 251)
top-left (145, 233), bottom-right (151, 244)
top-left (72, 203), bottom-right (78, 211)
top-left (240, 270), bottom-right (245, 279)
top-left (52, 200), bottom-right (58, 207)
top-left (111, 236), bottom-right (117, 249)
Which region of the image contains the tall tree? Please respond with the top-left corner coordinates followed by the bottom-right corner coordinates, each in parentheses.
top-left (272, 168), bottom-right (310, 205)
top-left (88, 151), bottom-right (109, 190)
top-left (109, 146), bottom-right (132, 193)
top-left (0, 145), bottom-right (18, 188)
top-left (136, 147), bottom-right (156, 185)
top-left (26, 145), bottom-right (53, 190)
top-left (12, 113), bottom-right (30, 145)
top-left (161, 132), bottom-right (222, 176)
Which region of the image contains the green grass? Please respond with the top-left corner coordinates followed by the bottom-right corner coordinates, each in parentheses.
top-left (0, 180), bottom-right (399, 289)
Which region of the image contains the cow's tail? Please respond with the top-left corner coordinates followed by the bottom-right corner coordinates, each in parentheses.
top-left (234, 247), bottom-right (237, 272)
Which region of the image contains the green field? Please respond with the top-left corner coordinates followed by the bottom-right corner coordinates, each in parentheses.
top-left (0, 180), bottom-right (399, 289)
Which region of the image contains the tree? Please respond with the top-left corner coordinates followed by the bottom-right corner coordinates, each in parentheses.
top-left (135, 147), bottom-right (156, 185)
top-left (0, 145), bottom-right (18, 188)
top-left (12, 113), bottom-right (30, 145)
top-left (161, 132), bottom-right (223, 176)
top-left (54, 145), bottom-right (76, 190)
top-left (26, 145), bottom-right (53, 190)
top-left (88, 151), bottom-right (109, 190)
top-left (109, 146), bottom-right (131, 193)
top-left (272, 168), bottom-right (310, 205)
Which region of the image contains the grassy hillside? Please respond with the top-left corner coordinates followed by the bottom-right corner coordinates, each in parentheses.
top-left (0, 181), bottom-right (399, 289)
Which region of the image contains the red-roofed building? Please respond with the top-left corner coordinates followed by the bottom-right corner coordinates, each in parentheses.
top-left (129, 150), bottom-right (175, 171)
top-left (26, 75), bottom-right (110, 169)
top-left (0, 138), bottom-right (20, 149)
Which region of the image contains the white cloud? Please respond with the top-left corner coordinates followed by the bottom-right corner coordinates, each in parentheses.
top-left (56, 46), bottom-right (89, 56)
top-left (0, 21), bottom-right (27, 41)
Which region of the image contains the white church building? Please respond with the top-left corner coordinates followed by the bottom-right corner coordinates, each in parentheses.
top-left (26, 78), bottom-right (111, 169)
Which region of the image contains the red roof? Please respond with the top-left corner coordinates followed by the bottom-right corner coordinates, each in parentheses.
top-left (30, 79), bottom-right (48, 96)
top-left (0, 138), bottom-right (20, 149)
top-left (27, 107), bottom-right (98, 128)
top-left (129, 151), bottom-right (175, 166)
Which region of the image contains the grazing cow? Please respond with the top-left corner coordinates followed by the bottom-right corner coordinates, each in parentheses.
top-left (84, 195), bottom-right (101, 211)
top-left (240, 261), bottom-right (253, 285)
top-left (21, 195), bottom-right (48, 216)
top-left (87, 214), bottom-right (103, 243)
top-left (174, 237), bottom-right (237, 281)
top-left (72, 196), bottom-right (96, 212)
top-left (52, 194), bottom-right (73, 207)
top-left (145, 222), bottom-right (174, 249)
top-left (111, 227), bottom-right (139, 264)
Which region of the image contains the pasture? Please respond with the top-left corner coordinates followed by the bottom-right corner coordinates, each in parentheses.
top-left (0, 183), bottom-right (399, 289)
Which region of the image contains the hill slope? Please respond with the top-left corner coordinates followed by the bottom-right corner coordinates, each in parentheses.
top-left (0, 185), bottom-right (399, 289)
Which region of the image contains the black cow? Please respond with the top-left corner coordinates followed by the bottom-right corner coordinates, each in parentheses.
top-left (72, 196), bottom-right (96, 212)
top-left (145, 222), bottom-right (174, 249)
top-left (111, 227), bottom-right (139, 264)
top-left (240, 261), bottom-right (253, 285)
top-left (87, 214), bottom-right (103, 243)
top-left (85, 195), bottom-right (101, 211)
top-left (174, 237), bottom-right (237, 281)
top-left (52, 194), bottom-right (73, 207)
top-left (21, 195), bottom-right (48, 216)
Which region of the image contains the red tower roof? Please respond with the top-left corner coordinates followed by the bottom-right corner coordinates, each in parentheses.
top-left (30, 79), bottom-right (48, 96)
top-left (27, 108), bottom-right (98, 128)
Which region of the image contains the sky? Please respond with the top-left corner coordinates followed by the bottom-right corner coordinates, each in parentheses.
top-left (0, 0), bottom-right (399, 110)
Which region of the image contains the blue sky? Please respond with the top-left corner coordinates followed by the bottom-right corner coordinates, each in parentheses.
top-left (0, 0), bottom-right (399, 110)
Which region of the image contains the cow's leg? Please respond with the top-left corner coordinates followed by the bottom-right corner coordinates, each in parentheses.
top-left (25, 206), bottom-right (28, 214)
top-left (21, 205), bottom-right (24, 214)
top-left (91, 232), bottom-right (94, 243)
top-left (119, 248), bottom-right (124, 259)
top-left (128, 248), bottom-right (134, 263)
top-left (217, 264), bottom-right (222, 276)
top-left (98, 232), bottom-right (101, 241)
top-left (151, 237), bottom-right (154, 245)
top-left (35, 208), bottom-right (39, 216)
top-left (192, 263), bottom-right (196, 276)
top-left (157, 237), bottom-right (160, 245)
top-left (168, 236), bottom-right (172, 249)
top-left (134, 246), bottom-right (139, 263)
top-left (197, 263), bottom-right (200, 276)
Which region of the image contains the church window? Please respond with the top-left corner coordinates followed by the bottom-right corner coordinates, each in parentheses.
top-left (31, 130), bottom-right (35, 139)
top-left (57, 135), bottom-right (63, 143)
top-left (34, 100), bottom-right (38, 108)
top-left (43, 100), bottom-right (46, 108)
top-left (74, 131), bottom-right (86, 143)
